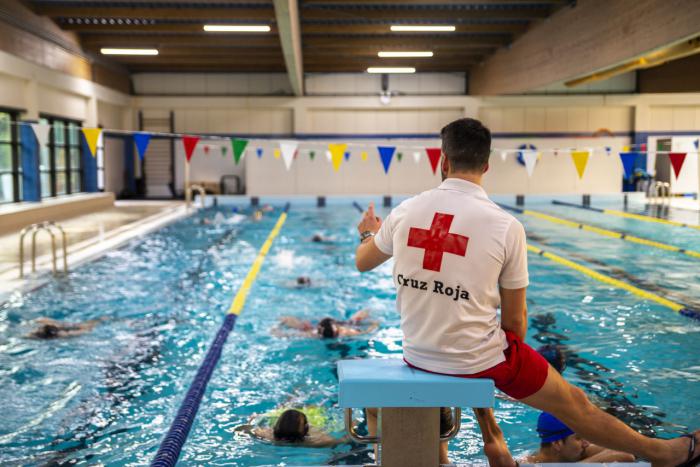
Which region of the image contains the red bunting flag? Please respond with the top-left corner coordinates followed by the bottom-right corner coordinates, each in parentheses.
top-left (182, 135), bottom-right (200, 162)
top-left (425, 148), bottom-right (442, 174)
top-left (203, 145), bottom-right (210, 155)
top-left (669, 152), bottom-right (687, 178)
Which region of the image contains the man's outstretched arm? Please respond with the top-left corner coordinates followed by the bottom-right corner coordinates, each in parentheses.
top-left (355, 202), bottom-right (391, 272)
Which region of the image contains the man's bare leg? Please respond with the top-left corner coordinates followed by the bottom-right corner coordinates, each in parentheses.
top-left (521, 366), bottom-right (699, 467)
top-left (473, 408), bottom-right (516, 467)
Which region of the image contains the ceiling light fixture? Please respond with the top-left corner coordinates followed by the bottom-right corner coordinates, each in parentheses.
top-left (378, 51), bottom-right (433, 58)
top-left (203, 24), bottom-right (271, 32)
top-left (367, 67), bottom-right (416, 74)
top-left (100, 48), bottom-right (158, 55)
top-left (390, 25), bottom-right (456, 32)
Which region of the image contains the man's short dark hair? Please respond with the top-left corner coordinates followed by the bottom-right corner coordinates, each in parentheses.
top-left (317, 317), bottom-right (338, 338)
top-left (440, 118), bottom-right (491, 172)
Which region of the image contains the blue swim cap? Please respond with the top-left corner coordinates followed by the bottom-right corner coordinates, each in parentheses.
top-left (537, 412), bottom-right (574, 443)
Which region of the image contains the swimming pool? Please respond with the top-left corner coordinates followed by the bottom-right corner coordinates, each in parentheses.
top-left (0, 195), bottom-right (698, 466)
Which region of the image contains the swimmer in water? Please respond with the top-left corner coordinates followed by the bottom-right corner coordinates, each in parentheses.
top-left (253, 210), bottom-right (263, 221)
top-left (523, 412), bottom-right (635, 464)
top-left (27, 317), bottom-right (102, 339)
top-left (295, 276), bottom-right (312, 288)
top-left (237, 408), bottom-right (345, 447)
top-left (275, 310), bottom-right (378, 338)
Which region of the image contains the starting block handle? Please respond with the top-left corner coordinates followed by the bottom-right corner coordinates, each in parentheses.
top-left (344, 407), bottom-right (462, 443)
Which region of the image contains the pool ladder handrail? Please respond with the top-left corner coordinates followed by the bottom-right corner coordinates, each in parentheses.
top-left (186, 184), bottom-right (207, 210)
top-left (344, 407), bottom-right (462, 444)
top-left (18, 221), bottom-right (68, 278)
top-left (648, 181), bottom-right (671, 205)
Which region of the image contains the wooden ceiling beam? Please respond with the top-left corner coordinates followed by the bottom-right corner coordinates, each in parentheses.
top-left (35, 4), bottom-right (548, 21)
top-left (301, 0), bottom-right (561, 4)
top-left (304, 35), bottom-right (507, 48)
top-left (80, 33), bottom-right (281, 48)
top-left (33, 6), bottom-right (276, 20)
top-left (59, 22), bottom-right (526, 36)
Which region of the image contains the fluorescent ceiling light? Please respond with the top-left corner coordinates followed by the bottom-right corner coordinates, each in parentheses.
top-left (203, 24), bottom-right (271, 32)
top-left (100, 48), bottom-right (158, 55)
top-left (367, 67), bottom-right (416, 74)
top-left (390, 25), bottom-right (456, 32)
top-left (378, 51), bottom-right (433, 58)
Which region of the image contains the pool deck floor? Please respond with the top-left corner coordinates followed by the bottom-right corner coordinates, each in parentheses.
top-left (0, 200), bottom-right (189, 299)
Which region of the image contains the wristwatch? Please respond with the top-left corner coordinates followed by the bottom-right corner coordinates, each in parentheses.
top-left (359, 231), bottom-right (376, 243)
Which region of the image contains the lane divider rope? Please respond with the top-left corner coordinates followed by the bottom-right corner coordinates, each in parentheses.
top-left (499, 204), bottom-right (700, 259)
top-left (151, 203), bottom-right (290, 467)
top-left (527, 243), bottom-right (700, 321)
top-left (552, 200), bottom-right (700, 231)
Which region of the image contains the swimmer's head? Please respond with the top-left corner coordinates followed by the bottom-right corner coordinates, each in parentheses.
top-left (296, 276), bottom-right (311, 286)
top-left (34, 324), bottom-right (60, 339)
top-left (273, 409), bottom-right (309, 443)
top-left (537, 344), bottom-right (566, 373)
top-left (311, 234), bottom-right (323, 243)
top-left (317, 318), bottom-right (339, 338)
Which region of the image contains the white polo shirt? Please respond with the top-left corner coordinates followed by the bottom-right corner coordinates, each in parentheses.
top-left (374, 178), bottom-right (529, 374)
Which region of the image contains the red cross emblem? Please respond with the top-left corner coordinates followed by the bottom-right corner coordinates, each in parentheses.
top-left (407, 212), bottom-right (468, 272)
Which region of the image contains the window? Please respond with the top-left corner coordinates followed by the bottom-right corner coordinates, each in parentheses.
top-left (0, 109), bottom-right (21, 203)
top-left (40, 116), bottom-right (83, 198)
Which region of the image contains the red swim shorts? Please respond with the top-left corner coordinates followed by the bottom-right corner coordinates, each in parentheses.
top-left (405, 331), bottom-right (549, 400)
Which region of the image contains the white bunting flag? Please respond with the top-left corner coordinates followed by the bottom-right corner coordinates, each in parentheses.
top-left (413, 151), bottom-right (421, 163)
top-left (522, 150), bottom-right (539, 177)
top-left (31, 122), bottom-right (51, 147)
top-left (500, 150), bottom-right (508, 162)
top-left (326, 150), bottom-right (332, 162)
top-left (280, 140), bottom-right (298, 171)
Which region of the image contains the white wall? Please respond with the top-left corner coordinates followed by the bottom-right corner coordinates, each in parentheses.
top-left (132, 73), bottom-right (292, 96)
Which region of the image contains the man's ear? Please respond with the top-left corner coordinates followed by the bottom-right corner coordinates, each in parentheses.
top-left (441, 154), bottom-right (449, 173)
top-left (483, 162), bottom-right (490, 174)
top-left (552, 440), bottom-right (564, 452)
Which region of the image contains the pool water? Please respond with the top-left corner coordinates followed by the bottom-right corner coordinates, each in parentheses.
top-left (0, 196), bottom-right (698, 466)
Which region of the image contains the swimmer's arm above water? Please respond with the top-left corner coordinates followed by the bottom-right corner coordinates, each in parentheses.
top-left (278, 316), bottom-right (314, 331)
top-left (355, 203), bottom-right (390, 272)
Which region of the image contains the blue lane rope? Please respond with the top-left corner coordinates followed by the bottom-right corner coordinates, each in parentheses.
top-left (151, 203), bottom-right (290, 467)
top-left (151, 313), bottom-right (237, 467)
top-left (551, 200), bottom-right (605, 212)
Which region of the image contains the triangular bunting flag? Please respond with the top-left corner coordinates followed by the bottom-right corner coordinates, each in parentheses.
top-left (326, 150), bottom-right (332, 162)
top-left (309, 150), bottom-right (315, 160)
top-left (378, 146), bottom-right (396, 174)
top-left (500, 150), bottom-right (508, 162)
top-left (203, 145), bottom-right (210, 155)
top-left (413, 151), bottom-right (421, 164)
top-left (669, 152), bottom-right (687, 179)
top-left (425, 148), bottom-right (441, 174)
top-left (619, 152), bottom-right (637, 178)
top-left (344, 151), bottom-right (351, 161)
top-left (256, 148), bottom-right (263, 158)
top-left (361, 151), bottom-right (368, 161)
top-left (570, 150), bottom-right (590, 179)
top-left (328, 143), bottom-right (347, 172)
top-left (522, 150), bottom-right (538, 177)
top-left (30, 122), bottom-right (51, 147)
top-left (182, 135), bottom-right (200, 162)
top-left (221, 145), bottom-right (228, 157)
top-left (605, 146), bottom-right (612, 156)
top-left (133, 132), bottom-right (151, 161)
top-left (231, 138), bottom-right (248, 164)
top-left (82, 128), bottom-right (102, 158)
top-left (280, 140), bottom-right (298, 171)
top-left (694, 139), bottom-right (699, 150)
top-left (397, 152), bottom-right (403, 162)
top-left (273, 148), bottom-right (281, 159)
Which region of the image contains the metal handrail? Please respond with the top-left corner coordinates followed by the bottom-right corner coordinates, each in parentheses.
top-left (19, 221), bottom-right (69, 278)
top-left (186, 184), bottom-right (207, 209)
top-left (344, 407), bottom-right (462, 444)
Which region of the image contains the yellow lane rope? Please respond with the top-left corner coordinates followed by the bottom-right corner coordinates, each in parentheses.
top-left (601, 208), bottom-right (700, 231)
top-left (522, 209), bottom-right (700, 259)
top-left (527, 244), bottom-right (690, 314)
top-left (227, 210), bottom-right (288, 316)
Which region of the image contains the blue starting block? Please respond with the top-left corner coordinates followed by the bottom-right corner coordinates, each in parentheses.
top-left (337, 359), bottom-right (495, 467)
top-left (338, 359), bottom-right (494, 409)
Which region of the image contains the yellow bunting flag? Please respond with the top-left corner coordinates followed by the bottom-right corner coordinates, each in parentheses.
top-left (82, 128), bottom-right (102, 158)
top-left (273, 148), bottom-right (281, 159)
top-left (328, 143), bottom-right (347, 172)
top-left (361, 151), bottom-right (368, 161)
top-left (570, 150), bottom-right (590, 179)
